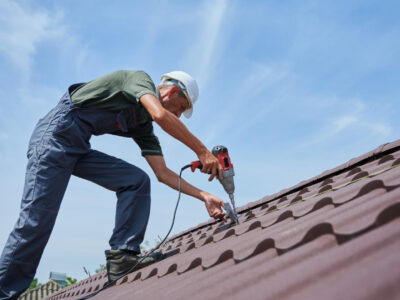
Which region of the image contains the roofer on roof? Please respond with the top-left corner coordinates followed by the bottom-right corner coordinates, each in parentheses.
top-left (0, 70), bottom-right (225, 299)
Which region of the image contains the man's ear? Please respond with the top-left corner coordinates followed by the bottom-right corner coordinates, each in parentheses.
top-left (167, 85), bottom-right (180, 98)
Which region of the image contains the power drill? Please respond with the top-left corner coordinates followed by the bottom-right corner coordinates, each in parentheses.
top-left (190, 145), bottom-right (238, 224)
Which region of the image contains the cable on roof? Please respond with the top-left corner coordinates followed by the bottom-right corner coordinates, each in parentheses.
top-left (76, 164), bottom-right (193, 300)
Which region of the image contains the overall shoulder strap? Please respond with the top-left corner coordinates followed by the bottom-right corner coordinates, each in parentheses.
top-left (68, 82), bottom-right (86, 96)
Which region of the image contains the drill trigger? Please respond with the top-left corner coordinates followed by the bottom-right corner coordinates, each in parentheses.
top-left (190, 161), bottom-right (202, 172)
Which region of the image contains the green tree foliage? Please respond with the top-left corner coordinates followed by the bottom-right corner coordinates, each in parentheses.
top-left (27, 278), bottom-right (41, 291)
top-left (27, 276), bottom-right (77, 290)
top-left (140, 240), bottom-right (151, 252)
top-left (95, 264), bottom-right (106, 273)
top-left (65, 276), bottom-right (77, 286)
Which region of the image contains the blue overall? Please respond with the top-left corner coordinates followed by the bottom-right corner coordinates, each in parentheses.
top-left (0, 85), bottom-right (152, 299)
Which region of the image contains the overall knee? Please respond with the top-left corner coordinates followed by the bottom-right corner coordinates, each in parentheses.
top-left (135, 170), bottom-right (150, 200)
top-left (125, 168), bottom-right (151, 194)
top-left (139, 171), bottom-right (150, 191)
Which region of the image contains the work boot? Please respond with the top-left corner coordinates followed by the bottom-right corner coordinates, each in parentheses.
top-left (105, 249), bottom-right (165, 282)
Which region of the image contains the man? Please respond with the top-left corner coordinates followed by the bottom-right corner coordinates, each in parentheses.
top-left (0, 70), bottom-right (225, 299)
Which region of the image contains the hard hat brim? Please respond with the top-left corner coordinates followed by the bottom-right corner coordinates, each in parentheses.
top-left (183, 107), bottom-right (193, 118)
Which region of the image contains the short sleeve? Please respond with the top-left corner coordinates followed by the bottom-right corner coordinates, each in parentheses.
top-left (133, 134), bottom-right (163, 156)
top-left (123, 71), bottom-right (158, 102)
top-left (129, 122), bottom-right (163, 156)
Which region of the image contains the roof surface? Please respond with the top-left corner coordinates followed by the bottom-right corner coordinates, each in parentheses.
top-left (45, 140), bottom-right (400, 300)
top-left (19, 280), bottom-right (63, 300)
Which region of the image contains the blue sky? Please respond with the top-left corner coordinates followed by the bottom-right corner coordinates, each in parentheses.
top-left (0, 0), bottom-right (399, 283)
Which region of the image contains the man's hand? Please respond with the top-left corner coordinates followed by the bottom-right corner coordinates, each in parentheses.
top-left (201, 192), bottom-right (225, 219)
top-left (198, 150), bottom-right (223, 181)
top-left (145, 156), bottom-right (226, 220)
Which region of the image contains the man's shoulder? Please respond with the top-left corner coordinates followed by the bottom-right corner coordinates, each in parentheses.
top-left (112, 70), bottom-right (153, 80)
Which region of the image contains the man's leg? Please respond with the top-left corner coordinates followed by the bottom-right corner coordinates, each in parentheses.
top-left (0, 92), bottom-right (90, 299)
top-left (72, 149), bottom-right (151, 253)
top-left (72, 150), bottom-right (162, 282)
top-left (0, 138), bottom-right (78, 299)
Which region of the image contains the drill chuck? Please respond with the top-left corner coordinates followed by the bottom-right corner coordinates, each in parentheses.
top-left (219, 168), bottom-right (235, 195)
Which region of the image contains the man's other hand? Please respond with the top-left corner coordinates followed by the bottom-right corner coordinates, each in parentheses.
top-left (198, 151), bottom-right (223, 181)
top-left (201, 192), bottom-right (225, 219)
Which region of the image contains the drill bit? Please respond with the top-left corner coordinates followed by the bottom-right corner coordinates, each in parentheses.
top-left (228, 193), bottom-right (239, 224)
top-left (229, 193), bottom-right (237, 213)
top-left (224, 202), bottom-right (239, 224)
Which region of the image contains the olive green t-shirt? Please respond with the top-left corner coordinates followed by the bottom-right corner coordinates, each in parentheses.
top-left (71, 70), bottom-right (162, 156)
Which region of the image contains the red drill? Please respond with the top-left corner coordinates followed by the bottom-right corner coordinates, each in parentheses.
top-left (191, 145), bottom-right (238, 223)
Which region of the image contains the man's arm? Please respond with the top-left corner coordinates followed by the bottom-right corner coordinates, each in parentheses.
top-left (140, 94), bottom-right (223, 181)
top-left (145, 155), bottom-right (225, 219)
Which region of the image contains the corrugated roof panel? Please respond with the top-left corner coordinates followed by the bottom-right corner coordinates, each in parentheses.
top-left (45, 140), bottom-right (400, 300)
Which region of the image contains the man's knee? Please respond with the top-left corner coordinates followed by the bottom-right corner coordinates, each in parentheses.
top-left (124, 167), bottom-right (151, 192)
top-left (138, 170), bottom-right (150, 190)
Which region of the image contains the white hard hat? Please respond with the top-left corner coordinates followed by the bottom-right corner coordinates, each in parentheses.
top-left (160, 71), bottom-right (199, 118)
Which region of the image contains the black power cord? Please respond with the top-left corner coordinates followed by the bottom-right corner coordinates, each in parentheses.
top-left (77, 164), bottom-right (192, 300)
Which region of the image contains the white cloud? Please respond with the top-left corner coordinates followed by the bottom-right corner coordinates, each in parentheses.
top-left (364, 122), bottom-right (392, 136)
top-left (0, 0), bottom-right (65, 76)
top-left (297, 98), bottom-right (393, 149)
top-left (330, 115), bottom-right (358, 135)
top-left (327, 102), bottom-right (392, 139)
top-left (202, 61), bottom-right (290, 144)
top-left (240, 62), bottom-right (289, 97)
top-left (188, 0), bottom-right (228, 86)
top-left (0, 0), bottom-right (92, 108)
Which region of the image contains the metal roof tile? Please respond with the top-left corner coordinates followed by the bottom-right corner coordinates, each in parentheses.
top-left (46, 139), bottom-right (400, 300)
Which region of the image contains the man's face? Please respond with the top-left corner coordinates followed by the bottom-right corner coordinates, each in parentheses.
top-left (164, 95), bottom-right (190, 118)
top-left (161, 85), bottom-right (190, 118)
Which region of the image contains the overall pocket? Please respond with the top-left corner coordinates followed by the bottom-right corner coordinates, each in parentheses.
top-left (52, 111), bottom-right (87, 148)
top-left (76, 109), bottom-right (119, 135)
top-left (116, 106), bottom-right (137, 132)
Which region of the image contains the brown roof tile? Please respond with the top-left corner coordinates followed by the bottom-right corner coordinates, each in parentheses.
top-left (45, 139), bottom-right (400, 300)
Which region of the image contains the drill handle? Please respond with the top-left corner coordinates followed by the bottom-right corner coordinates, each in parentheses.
top-left (190, 161), bottom-right (203, 172)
